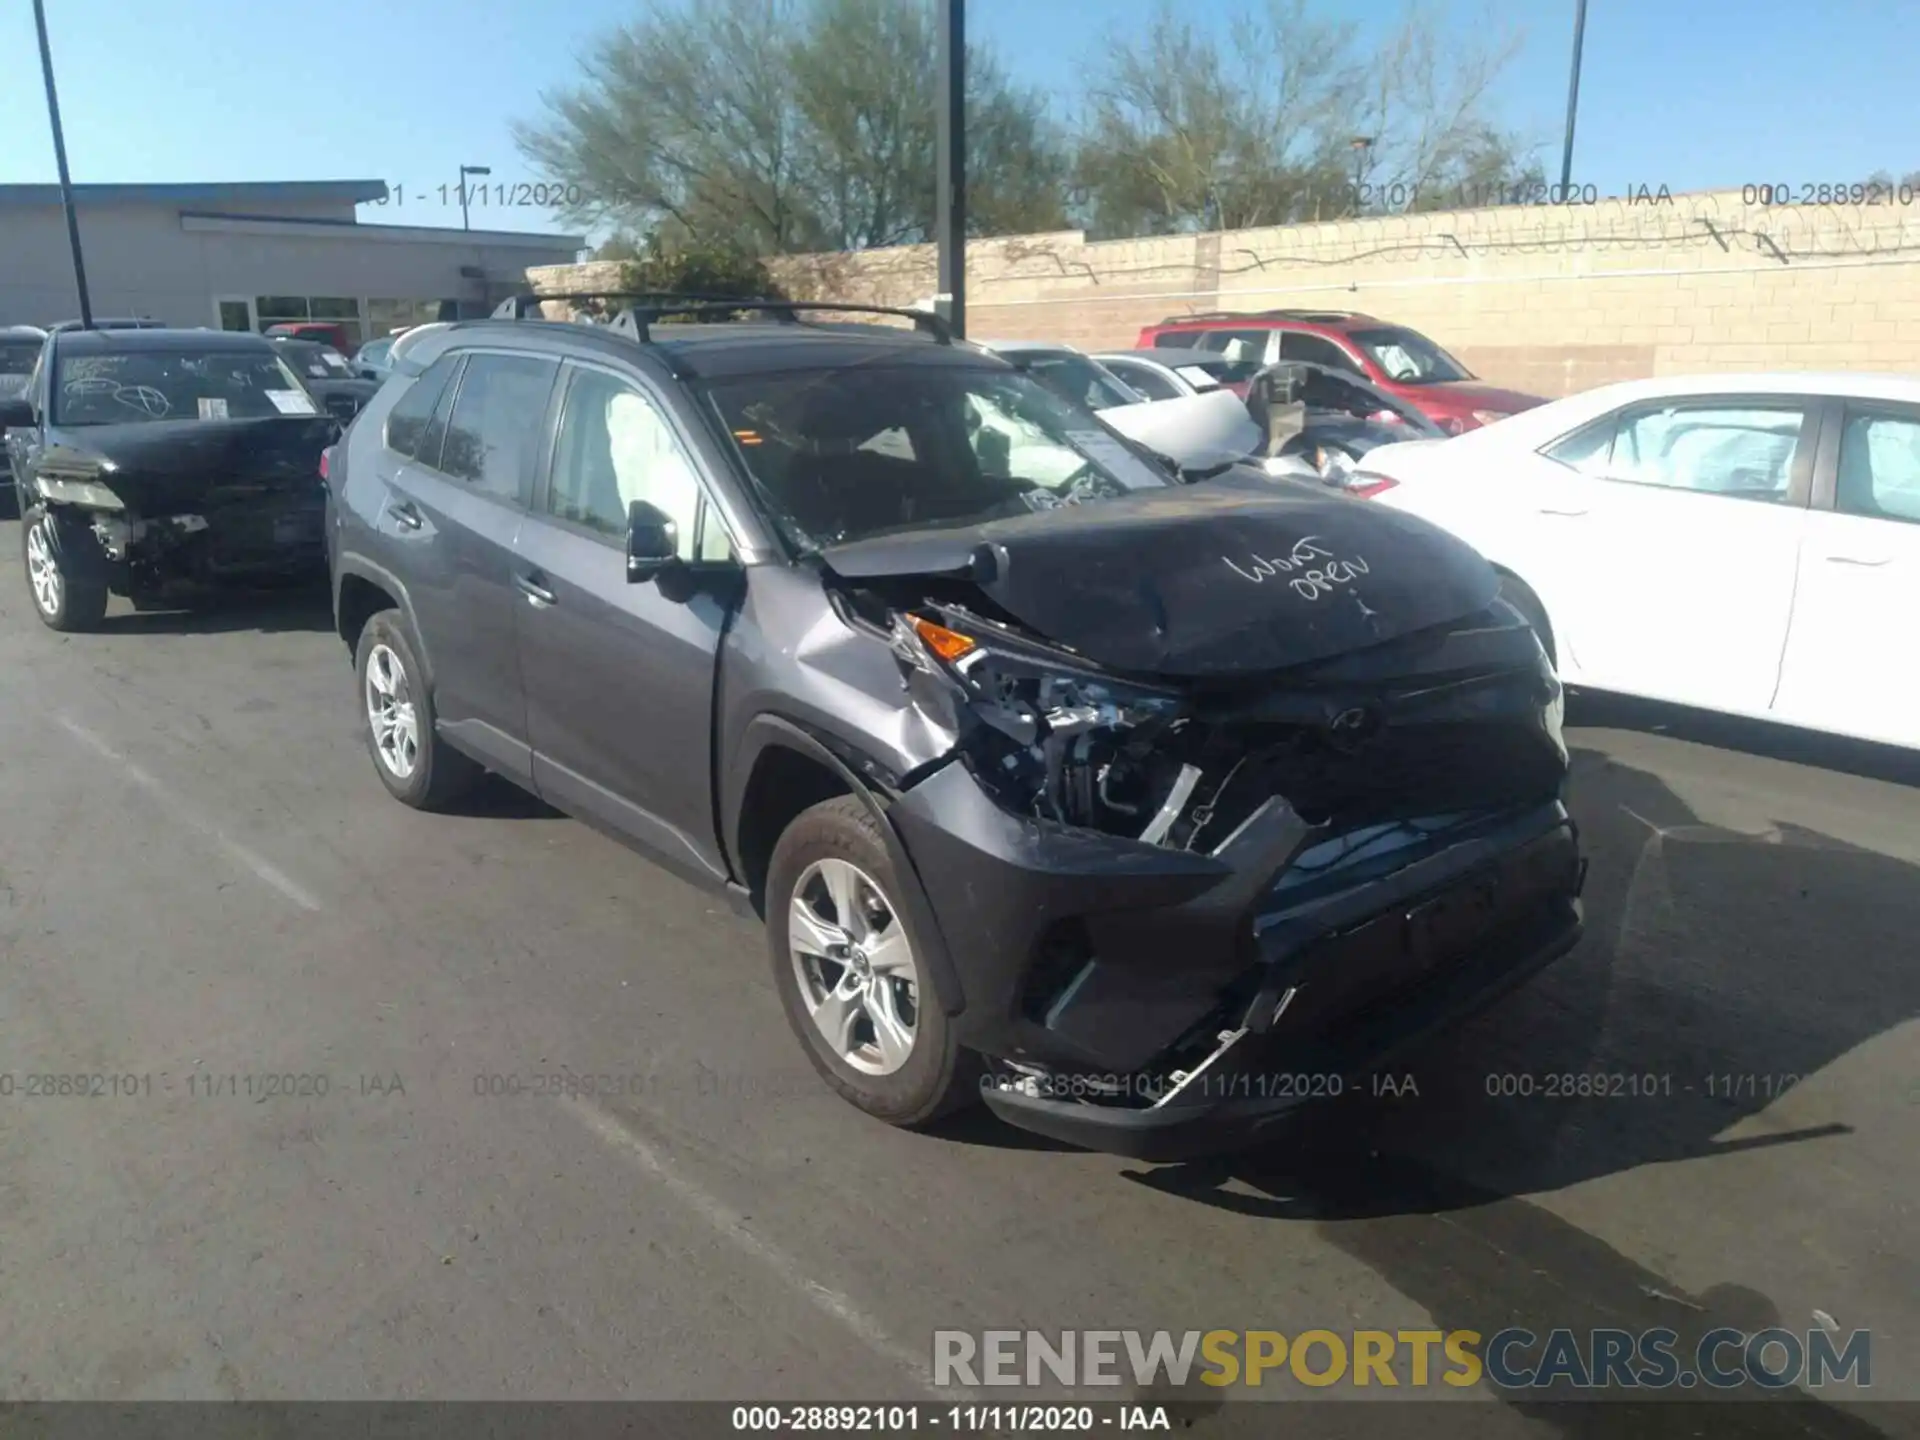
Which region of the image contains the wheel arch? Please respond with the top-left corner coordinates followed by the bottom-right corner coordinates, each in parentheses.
top-left (728, 716), bottom-right (966, 1017)
top-left (334, 557), bottom-right (432, 685)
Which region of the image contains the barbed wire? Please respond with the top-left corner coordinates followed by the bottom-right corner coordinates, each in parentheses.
top-left (539, 199), bottom-right (1920, 304)
top-left (752, 200), bottom-right (1920, 297)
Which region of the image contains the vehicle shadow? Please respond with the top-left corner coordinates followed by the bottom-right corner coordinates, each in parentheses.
top-left (1109, 748), bottom-right (1917, 1436)
top-left (440, 772), bottom-right (566, 821)
top-left (1568, 690), bottom-right (1920, 790)
top-left (105, 584), bottom-right (337, 636)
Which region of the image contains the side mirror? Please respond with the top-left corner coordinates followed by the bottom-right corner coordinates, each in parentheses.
top-left (0, 398), bottom-right (34, 431)
top-left (626, 499), bottom-right (680, 583)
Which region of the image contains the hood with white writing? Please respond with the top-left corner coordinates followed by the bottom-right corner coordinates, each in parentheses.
top-left (818, 469), bottom-right (1499, 677)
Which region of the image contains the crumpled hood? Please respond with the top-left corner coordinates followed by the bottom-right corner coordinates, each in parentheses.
top-left (1098, 387), bottom-right (1263, 472)
top-left (820, 470), bottom-right (1500, 677)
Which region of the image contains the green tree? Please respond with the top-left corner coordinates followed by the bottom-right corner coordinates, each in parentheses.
top-left (515, 0), bottom-right (1069, 254)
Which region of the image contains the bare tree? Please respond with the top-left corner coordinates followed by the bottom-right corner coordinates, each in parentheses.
top-left (1073, 0), bottom-right (1538, 235)
top-left (1355, 3), bottom-right (1543, 211)
top-left (1072, 0), bottom-right (1359, 236)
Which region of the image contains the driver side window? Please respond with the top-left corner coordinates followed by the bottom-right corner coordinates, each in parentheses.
top-left (547, 367), bottom-right (732, 561)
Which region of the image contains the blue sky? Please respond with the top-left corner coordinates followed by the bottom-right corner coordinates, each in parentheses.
top-left (1, 0), bottom-right (1915, 242)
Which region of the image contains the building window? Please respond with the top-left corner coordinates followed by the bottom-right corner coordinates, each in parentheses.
top-left (254, 296), bottom-right (364, 347)
top-left (366, 298), bottom-right (451, 339)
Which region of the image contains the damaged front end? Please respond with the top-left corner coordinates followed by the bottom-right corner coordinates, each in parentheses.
top-left (874, 589), bottom-right (1583, 1159)
top-left (33, 418), bottom-right (336, 596)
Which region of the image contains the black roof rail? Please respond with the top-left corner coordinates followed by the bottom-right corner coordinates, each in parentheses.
top-left (607, 299), bottom-right (952, 345)
top-left (490, 292), bottom-right (951, 345)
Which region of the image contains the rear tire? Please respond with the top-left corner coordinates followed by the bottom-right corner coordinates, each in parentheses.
top-left (354, 608), bottom-right (481, 810)
top-left (767, 795), bottom-right (978, 1128)
top-left (1497, 572), bottom-right (1556, 668)
top-left (22, 505), bottom-right (109, 633)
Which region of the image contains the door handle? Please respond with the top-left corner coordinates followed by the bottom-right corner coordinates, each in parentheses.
top-left (515, 572), bottom-right (557, 607)
top-left (1824, 553), bottom-right (1891, 567)
top-left (1537, 505), bottom-right (1589, 517)
top-left (388, 500), bottom-right (423, 531)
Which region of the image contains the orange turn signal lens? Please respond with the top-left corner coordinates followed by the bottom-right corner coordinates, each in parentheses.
top-left (911, 616), bottom-right (977, 663)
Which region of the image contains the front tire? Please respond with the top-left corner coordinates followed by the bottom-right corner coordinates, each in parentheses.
top-left (767, 795), bottom-right (977, 1128)
top-left (354, 608), bottom-right (481, 810)
top-left (22, 505), bottom-right (109, 633)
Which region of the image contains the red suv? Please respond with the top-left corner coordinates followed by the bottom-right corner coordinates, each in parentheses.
top-left (1136, 310), bottom-right (1543, 434)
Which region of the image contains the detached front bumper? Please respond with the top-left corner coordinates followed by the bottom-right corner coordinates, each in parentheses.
top-left (885, 759), bottom-right (1583, 1160)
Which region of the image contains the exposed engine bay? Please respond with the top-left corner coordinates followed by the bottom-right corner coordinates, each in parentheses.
top-left (881, 589), bottom-right (1566, 852)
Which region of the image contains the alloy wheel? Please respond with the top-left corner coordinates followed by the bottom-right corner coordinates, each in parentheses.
top-left (364, 642), bottom-right (420, 780)
top-left (25, 519), bottom-right (62, 618)
top-left (788, 857), bottom-right (921, 1076)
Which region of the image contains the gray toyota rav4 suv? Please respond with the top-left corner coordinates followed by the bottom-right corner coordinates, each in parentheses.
top-left (327, 293), bottom-right (1584, 1159)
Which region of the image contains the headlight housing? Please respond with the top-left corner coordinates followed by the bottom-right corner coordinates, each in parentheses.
top-left (35, 471), bottom-right (124, 510)
top-left (890, 609), bottom-right (1189, 834)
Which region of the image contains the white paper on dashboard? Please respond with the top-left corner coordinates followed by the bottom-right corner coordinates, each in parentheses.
top-left (1176, 365), bottom-right (1223, 387)
top-left (1062, 429), bottom-right (1165, 490)
top-left (197, 397), bottom-right (229, 420)
top-left (265, 389), bottom-right (319, 415)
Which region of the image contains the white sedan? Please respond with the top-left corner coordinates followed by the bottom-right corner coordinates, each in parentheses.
top-left (1355, 372), bottom-right (1920, 751)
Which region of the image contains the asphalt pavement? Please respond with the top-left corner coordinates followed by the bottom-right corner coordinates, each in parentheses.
top-left (0, 518), bottom-right (1913, 1438)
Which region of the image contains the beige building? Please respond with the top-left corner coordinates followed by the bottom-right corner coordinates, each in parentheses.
top-left (0, 181), bottom-right (584, 346)
top-left (531, 188), bottom-right (1920, 398)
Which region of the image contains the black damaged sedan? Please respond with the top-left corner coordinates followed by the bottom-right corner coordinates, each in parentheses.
top-left (329, 299), bottom-right (1585, 1159)
top-left (5, 327), bottom-right (338, 631)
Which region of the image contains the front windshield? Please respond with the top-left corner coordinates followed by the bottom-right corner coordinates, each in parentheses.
top-left (51, 349), bottom-right (320, 426)
top-left (1348, 326), bottom-right (1472, 384)
top-left (1020, 352), bottom-right (1140, 411)
top-left (704, 363), bottom-right (1172, 550)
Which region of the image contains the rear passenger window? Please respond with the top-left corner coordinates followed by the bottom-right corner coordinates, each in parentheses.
top-left (1836, 407), bottom-right (1920, 524)
top-left (1542, 417), bottom-right (1617, 474)
top-left (385, 354), bottom-right (459, 460)
top-left (1152, 331), bottom-right (1199, 350)
top-left (439, 354), bottom-right (558, 504)
top-left (1197, 329), bottom-right (1270, 366)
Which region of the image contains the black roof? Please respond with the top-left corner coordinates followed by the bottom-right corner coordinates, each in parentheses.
top-left (422, 316), bottom-right (1008, 381)
top-left (51, 327), bottom-right (275, 355)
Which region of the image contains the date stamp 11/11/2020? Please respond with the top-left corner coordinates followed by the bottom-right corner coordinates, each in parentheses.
top-left (369, 180), bottom-right (583, 211)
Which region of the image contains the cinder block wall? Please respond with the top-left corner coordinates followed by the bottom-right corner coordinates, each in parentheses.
top-left (526, 191), bottom-right (1920, 397)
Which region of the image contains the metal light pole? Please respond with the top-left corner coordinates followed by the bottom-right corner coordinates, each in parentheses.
top-left (32, 0), bottom-right (92, 328)
top-left (459, 164), bottom-right (491, 232)
top-left (934, 0), bottom-right (966, 339)
top-left (1558, 0), bottom-right (1589, 194)
top-left (1349, 136), bottom-right (1375, 214)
